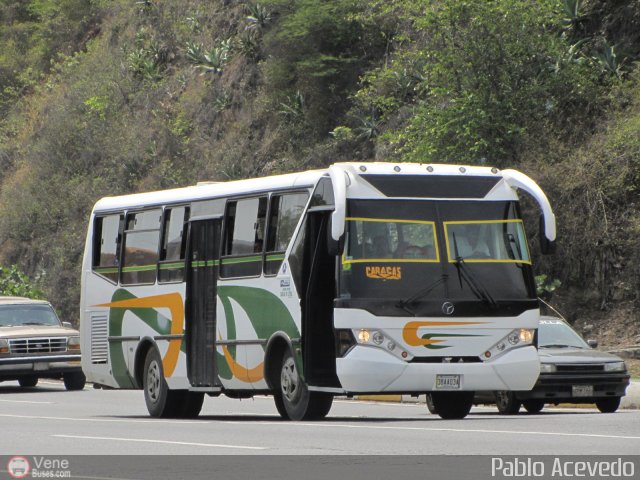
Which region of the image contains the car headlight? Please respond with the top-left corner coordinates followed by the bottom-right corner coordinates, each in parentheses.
top-left (539, 363), bottom-right (556, 373)
top-left (67, 336), bottom-right (81, 352)
top-left (0, 339), bottom-right (8, 354)
top-left (604, 361), bottom-right (626, 372)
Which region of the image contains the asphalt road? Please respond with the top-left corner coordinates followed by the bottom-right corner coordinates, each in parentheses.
top-left (0, 379), bottom-right (639, 456)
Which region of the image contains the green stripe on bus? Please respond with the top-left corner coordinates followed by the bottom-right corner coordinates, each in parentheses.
top-left (221, 256), bottom-right (262, 265)
top-left (191, 260), bottom-right (220, 268)
top-left (95, 267), bottom-right (118, 274)
top-left (159, 262), bottom-right (185, 270)
top-left (121, 264), bottom-right (157, 273)
top-left (265, 254), bottom-right (285, 262)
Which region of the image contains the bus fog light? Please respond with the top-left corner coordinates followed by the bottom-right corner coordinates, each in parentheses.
top-left (519, 329), bottom-right (534, 344)
top-left (508, 332), bottom-right (520, 345)
top-left (387, 341), bottom-right (396, 351)
top-left (357, 329), bottom-right (370, 343)
top-left (372, 331), bottom-right (384, 345)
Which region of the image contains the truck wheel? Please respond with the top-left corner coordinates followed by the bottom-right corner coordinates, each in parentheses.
top-left (277, 349), bottom-right (332, 420)
top-left (18, 376), bottom-right (38, 388)
top-left (596, 396), bottom-right (621, 413)
top-left (143, 348), bottom-right (180, 417)
top-left (495, 391), bottom-right (521, 414)
top-left (431, 392), bottom-right (474, 419)
top-left (63, 371), bottom-right (86, 391)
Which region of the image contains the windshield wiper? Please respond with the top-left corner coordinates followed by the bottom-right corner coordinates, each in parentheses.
top-left (396, 275), bottom-right (448, 316)
top-left (540, 344), bottom-right (571, 348)
top-left (452, 233), bottom-right (497, 308)
top-left (22, 322), bottom-right (48, 326)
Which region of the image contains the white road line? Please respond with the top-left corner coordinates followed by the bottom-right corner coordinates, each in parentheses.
top-left (219, 420), bottom-right (640, 441)
top-left (0, 413), bottom-right (201, 425)
top-left (52, 434), bottom-right (266, 450)
top-left (0, 399), bottom-right (54, 404)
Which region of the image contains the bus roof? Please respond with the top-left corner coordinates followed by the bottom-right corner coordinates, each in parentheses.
top-left (91, 162), bottom-right (511, 213)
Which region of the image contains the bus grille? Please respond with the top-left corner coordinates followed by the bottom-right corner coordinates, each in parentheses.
top-left (9, 337), bottom-right (67, 354)
top-left (90, 313), bottom-right (109, 364)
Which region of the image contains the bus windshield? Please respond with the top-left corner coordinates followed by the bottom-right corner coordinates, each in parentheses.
top-left (338, 199), bottom-right (536, 314)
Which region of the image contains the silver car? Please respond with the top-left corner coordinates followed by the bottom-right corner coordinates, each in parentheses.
top-left (427, 316), bottom-right (630, 414)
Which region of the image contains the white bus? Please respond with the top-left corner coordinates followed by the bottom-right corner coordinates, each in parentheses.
top-left (80, 162), bottom-right (556, 419)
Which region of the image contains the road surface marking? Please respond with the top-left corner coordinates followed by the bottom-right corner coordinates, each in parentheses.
top-left (0, 399), bottom-right (53, 404)
top-left (53, 434), bottom-right (266, 450)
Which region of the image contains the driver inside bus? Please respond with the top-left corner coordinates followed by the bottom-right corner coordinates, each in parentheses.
top-left (453, 225), bottom-right (490, 259)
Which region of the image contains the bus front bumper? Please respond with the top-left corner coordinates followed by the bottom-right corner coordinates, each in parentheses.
top-left (336, 345), bottom-right (539, 393)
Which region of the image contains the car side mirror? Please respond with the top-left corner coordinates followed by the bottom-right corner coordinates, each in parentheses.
top-left (587, 339), bottom-right (598, 348)
top-left (62, 321), bottom-right (73, 328)
top-left (540, 214), bottom-right (556, 255)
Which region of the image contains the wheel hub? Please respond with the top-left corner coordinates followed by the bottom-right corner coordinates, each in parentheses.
top-left (280, 356), bottom-right (300, 402)
top-left (147, 360), bottom-right (161, 403)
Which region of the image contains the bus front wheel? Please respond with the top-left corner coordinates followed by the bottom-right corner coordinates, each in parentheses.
top-left (143, 348), bottom-right (181, 418)
top-left (276, 350), bottom-right (332, 421)
top-left (430, 391), bottom-right (474, 419)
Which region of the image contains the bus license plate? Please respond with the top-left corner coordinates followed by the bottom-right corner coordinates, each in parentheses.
top-left (572, 385), bottom-right (593, 397)
top-left (435, 374), bottom-right (461, 390)
top-left (34, 362), bottom-right (49, 371)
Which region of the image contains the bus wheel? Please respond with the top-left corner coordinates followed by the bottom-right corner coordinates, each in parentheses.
top-left (522, 400), bottom-right (544, 414)
top-left (143, 348), bottom-right (180, 418)
top-left (278, 350), bottom-right (333, 421)
top-left (495, 391), bottom-right (521, 415)
top-left (178, 392), bottom-right (205, 418)
top-left (431, 392), bottom-right (474, 419)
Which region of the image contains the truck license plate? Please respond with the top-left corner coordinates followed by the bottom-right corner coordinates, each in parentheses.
top-left (33, 362), bottom-right (49, 371)
top-left (435, 374), bottom-right (461, 390)
top-left (572, 385), bottom-right (593, 397)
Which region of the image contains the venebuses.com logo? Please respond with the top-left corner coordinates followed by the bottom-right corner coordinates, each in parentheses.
top-left (7, 456), bottom-right (30, 479)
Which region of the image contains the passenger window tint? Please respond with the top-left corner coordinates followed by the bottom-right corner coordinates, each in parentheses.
top-left (121, 209), bottom-right (161, 285)
top-left (221, 197), bottom-right (267, 277)
top-left (92, 214), bottom-right (124, 283)
top-left (265, 192), bottom-right (308, 275)
top-left (159, 206), bottom-right (189, 283)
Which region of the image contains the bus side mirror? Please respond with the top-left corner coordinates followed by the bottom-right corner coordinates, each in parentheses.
top-left (539, 214), bottom-right (556, 255)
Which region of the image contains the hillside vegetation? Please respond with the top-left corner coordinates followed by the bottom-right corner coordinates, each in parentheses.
top-left (1, 0), bottom-right (640, 343)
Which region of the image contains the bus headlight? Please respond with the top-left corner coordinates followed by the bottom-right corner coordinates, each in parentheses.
top-left (519, 329), bottom-right (534, 344)
top-left (357, 329), bottom-right (370, 343)
top-left (485, 329), bottom-right (536, 360)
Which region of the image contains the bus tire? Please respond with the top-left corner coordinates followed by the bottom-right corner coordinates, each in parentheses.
top-left (143, 348), bottom-right (180, 418)
top-left (178, 391), bottom-right (205, 418)
top-left (431, 391), bottom-right (473, 419)
top-left (596, 396), bottom-right (621, 413)
top-left (277, 349), bottom-right (333, 421)
top-left (495, 391), bottom-right (521, 415)
top-left (522, 400), bottom-right (544, 414)
top-left (63, 371), bottom-right (86, 391)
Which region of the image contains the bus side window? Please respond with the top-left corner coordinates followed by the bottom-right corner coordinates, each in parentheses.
top-left (158, 206), bottom-right (190, 283)
top-left (92, 214), bottom-right (124, 284)
top-left (265, 192), bottom-right (309, 276)
top-left (221, 197), bottom-right (267, 278)
top-left (121, 209), bottom-right (161, 285)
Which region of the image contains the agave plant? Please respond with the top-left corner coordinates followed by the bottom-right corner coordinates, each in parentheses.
top-left (593, 41), bottom-right (626, 79)
top-left (245, 2), bottom-right (271, 30)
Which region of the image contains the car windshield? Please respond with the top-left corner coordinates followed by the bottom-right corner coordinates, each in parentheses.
top-left (0, 304), bottom-right (61, 327)
top-left (538, 318), bottom-right (590, 349)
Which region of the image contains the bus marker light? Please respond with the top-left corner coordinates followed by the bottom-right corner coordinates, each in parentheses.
top-left (357, 329), bottom-right (370, 343)
top-left (484, 351), bottom-right (491, 358)
top-left (401, 351), bottom-right (408, 358)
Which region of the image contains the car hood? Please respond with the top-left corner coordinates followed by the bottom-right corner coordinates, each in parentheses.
top-left (538, 347), bottom-right (623, 364)
top-left (0, 325), bottom-right (79, 338)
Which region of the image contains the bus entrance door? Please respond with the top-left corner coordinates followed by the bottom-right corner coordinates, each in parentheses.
top-left (185, 216), bottom-right (222, 388)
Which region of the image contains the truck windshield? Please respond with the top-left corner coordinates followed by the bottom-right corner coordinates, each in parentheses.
top-left (0, 305), bottom-right (61, 327)
top-left (338, 199), bottom-right (536, 315)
